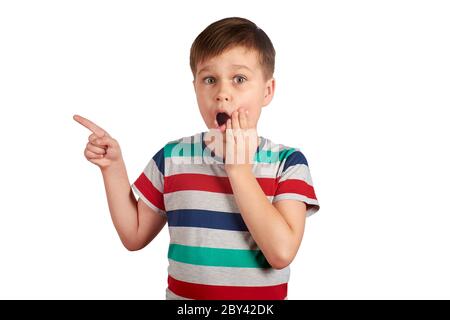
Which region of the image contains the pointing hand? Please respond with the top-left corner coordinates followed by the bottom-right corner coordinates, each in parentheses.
top-left (73, 114), bottom-right (123, 169)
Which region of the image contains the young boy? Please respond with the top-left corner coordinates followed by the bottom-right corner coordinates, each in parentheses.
top-left (74, 17), bottom-right (320, 300)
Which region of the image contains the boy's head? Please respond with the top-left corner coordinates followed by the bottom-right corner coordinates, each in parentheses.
top-left (190, 17), bottom-right (276, 131)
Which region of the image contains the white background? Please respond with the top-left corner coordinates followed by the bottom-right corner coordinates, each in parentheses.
top-left (1, 0), bottom-right (449, 299)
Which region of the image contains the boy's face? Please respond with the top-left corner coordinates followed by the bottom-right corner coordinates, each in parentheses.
top-left (193, 46), bottom-right (275, 133)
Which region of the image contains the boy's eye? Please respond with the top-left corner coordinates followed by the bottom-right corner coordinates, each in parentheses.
top-left (203, 77), bottom-right (215, 85)
top-left (233, 75), bottom-right (247, 84)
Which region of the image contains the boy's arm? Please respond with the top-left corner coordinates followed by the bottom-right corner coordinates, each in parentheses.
top-left (227, 168), bottom-right (307, 270)
top-left (74, 115), bottom-right (166, 251)
top-left (101, 161), bottom-right (166, 251)
top-left (224, 109), bottom-right (307, 269)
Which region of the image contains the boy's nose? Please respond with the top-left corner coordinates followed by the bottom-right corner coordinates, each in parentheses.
top-left (216, 96), bottom-right (229, 101)
top-left (215, 89), bottom-right (231, 102)
top-left (215, 85), bottom-right (231, 102)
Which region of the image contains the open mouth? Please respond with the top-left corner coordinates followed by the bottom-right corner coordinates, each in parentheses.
top-left (216, 112), bottom-right (231, 127)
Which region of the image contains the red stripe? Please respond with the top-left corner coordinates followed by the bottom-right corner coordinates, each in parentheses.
top-left (165, 173), bottom-right (277, 196)
top-left (275, 179), bottom-right (317, 200)
top-left (168, 275), bottom-right (287, 300)
top-left (134, 173), bottom-right (165, 211)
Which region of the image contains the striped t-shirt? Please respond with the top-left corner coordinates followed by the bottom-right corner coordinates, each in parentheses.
top-left (131, 131), bottom-right (320, 300)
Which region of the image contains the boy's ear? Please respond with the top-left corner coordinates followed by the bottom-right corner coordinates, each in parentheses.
top-left (262, 78), bottom-right (275, 107)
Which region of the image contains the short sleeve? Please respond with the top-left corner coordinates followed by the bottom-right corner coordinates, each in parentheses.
top-left (273, 149), bottom-right (320, 217)
top-left (131, 147), bottom-right (166, 216)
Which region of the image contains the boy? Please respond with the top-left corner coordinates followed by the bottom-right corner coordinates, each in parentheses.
top-left (74, 17), bottom-right (320, 300)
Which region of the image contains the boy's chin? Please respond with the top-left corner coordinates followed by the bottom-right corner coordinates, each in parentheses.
top-left (207, 126), bottom-right (226, 134)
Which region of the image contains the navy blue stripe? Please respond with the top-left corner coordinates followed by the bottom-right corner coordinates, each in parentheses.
top-left (283, 150), bottom-right (308, 173)
top-left (167, 209), bottom-right (248, 231)
top-left (153, 147), bottom-right (165, 175)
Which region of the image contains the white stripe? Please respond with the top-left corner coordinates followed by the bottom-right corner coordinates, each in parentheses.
top-left (165, 190), bottom-right (274, 213)
top-left (168, 158), bottom-right (228, 176)
top-left (168, 260), bottom-right (290, 287)
top-left (278, 163), bottom-right (313, 185)
top-left (273, 193), bottom-right (320, 217)
top-left (165, 190), bottom-right (238, 213)
top-left (168, 157), bottom-right (281, 178)
top-left (142, 158), bottom-right (164, 193)
top-left (169, 227), bottom-right (257, 250)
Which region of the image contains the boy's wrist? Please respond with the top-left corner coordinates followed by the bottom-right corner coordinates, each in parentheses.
top-left (225, 164), bottom-right (253, 177)
top-left (100, 159), bottom-right (126, 176)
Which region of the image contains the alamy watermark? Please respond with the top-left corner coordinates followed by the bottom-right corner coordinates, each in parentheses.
top-left (169, 129), bottom-right (282, 174)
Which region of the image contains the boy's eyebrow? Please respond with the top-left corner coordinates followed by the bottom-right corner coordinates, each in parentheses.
top-left (197, 64), bottom-right (254, 75)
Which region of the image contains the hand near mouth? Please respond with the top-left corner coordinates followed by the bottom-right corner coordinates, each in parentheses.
top-left (224, 108), bottom-right (258, 174)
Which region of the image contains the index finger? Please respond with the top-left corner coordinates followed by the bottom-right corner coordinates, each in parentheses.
top-left (73, 114), bottom-right (106, 137)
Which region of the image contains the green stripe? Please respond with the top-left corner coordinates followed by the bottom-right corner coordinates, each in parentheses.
top-left (164, 142), bottom-right (296, 164)
top-left (255, 148), bottom-right (296, 163)
top-left (164, 142), bottom-right (203, 158)
top-left (168, 244), bottom-right (271, 268)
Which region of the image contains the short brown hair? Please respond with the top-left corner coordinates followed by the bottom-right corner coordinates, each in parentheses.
top-left (190, 17), bottom-right (276, 80)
